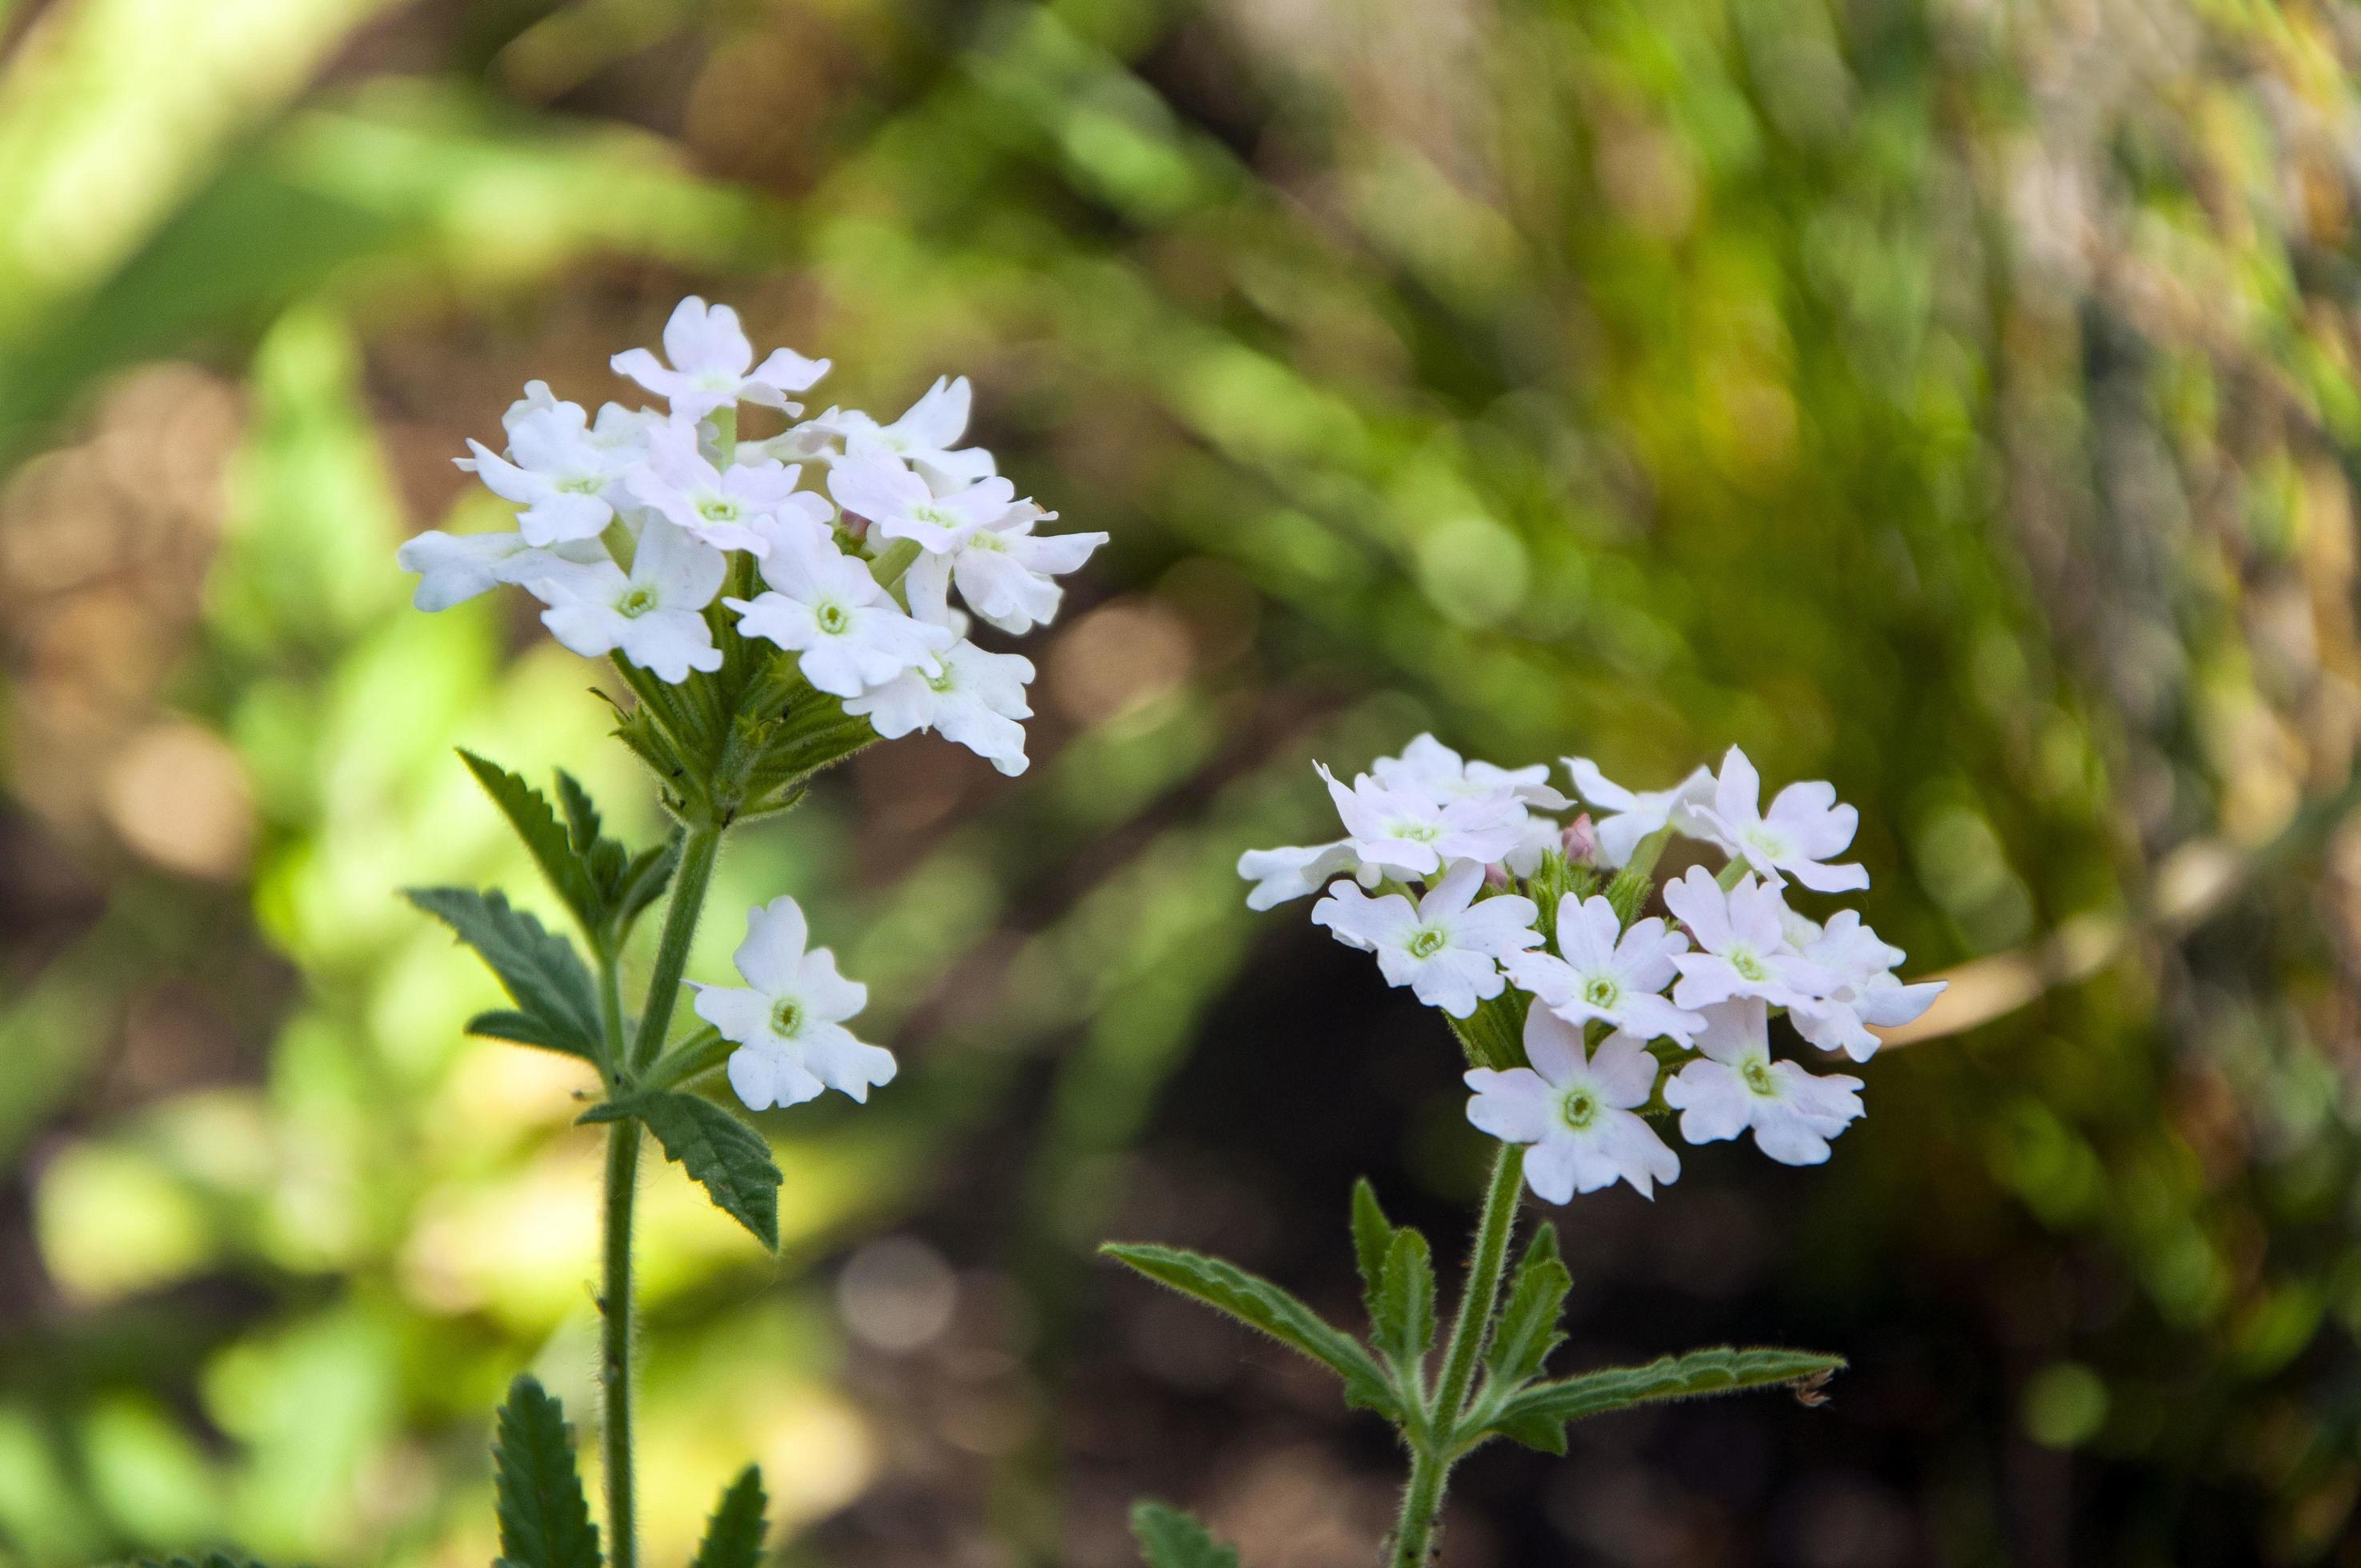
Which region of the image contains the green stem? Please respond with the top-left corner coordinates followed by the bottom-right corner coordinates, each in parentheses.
top-left (1391, 1146), bottom-right (1525, 1566)
top-left (628, 822), bottom-right (724, 1074)
top-left (1715, 856), bottom-right (1749, 891)
top-left (600, 1117), bottom-right (642, 1568)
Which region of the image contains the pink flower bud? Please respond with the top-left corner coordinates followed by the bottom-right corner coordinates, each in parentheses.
top-left (1483, 862), bottom-right (1511, 890)
top-left (1562, 814), bottom-right (1599, 866)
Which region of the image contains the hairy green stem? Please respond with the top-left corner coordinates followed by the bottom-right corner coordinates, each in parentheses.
top-left (1391, 1146), bottom-right (1525, 1566)
top-left (1715, 856), bottom-right (1749, 891)
top-left (628, 822), bottom-right (724, 1074)
top-left (599, 1116), bottom-right (642, 1568)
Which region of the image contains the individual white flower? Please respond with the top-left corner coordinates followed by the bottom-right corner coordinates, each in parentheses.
top-left (903, 499), bottom-right (1108, 635)
top-left (1317, 764), bottom-right (1528, 879)
top-left (1503, 814), bottom-right (1561, 877)
top-left (826, 450), bottom-right (1017, 550)
top-left (1663, 999), bottom-right (1864, 1165)
top-left (817, 376), bottom-right (998, 490)
top-left (692, 897), bottom-right (896, 1109)
top-left (1784, 910), bottom-right (1948, 1062)
top-left (1690, 746), bottom-right (1868, 893)
top-left (611, 296), bottom-right (830, 421)
top-left (523, 518), bottom-right (726, 682)
top-left (1309, 860), bottom-right (1540, 1017)
top-left (395, 530), bottom-right (602, 612)
top-left (1562, 758), bottom-right (1715, 868)
top-left (623, 418), bottom-right (829, 556)
top-left (458, 399), bottom-right (637, 547)
top-left (726, 517), bottom-right (953, 698)
top-left (1463, 1009), bottom-right (1680, 1201)
top-left (1663, 866), bottom-right (1839, 1010)
top-left (842, 638), bottom-right (1036, 775)
top-left (1374, 734), bottom-right (1570, 811)
top-left (1234, 842), bottom-right (1374, 910)
top-left (1506, 895), bottom-right (1705, 1046)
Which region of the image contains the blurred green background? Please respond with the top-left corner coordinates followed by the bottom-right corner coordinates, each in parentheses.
top-left (2, 0), bottom-right (2359, 1562)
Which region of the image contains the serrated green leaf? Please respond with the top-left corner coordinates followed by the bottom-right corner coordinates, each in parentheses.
top-left (585, 1091), bottom-right (780, 1250)
top-left (686, 1466), bottom-right (767, 1568)
top-left (1100, 1242), bottom-right (1400, 1420)
top-left (1130, 1502), bottom-right (1240, 1568)
top-left (1349, 1178), bottom-right (1395, 1326)
top-left (1485, 1346), bottom-right (1846, 1455)
top-left (554, 769), bottom-right (632, 891)
top-left (1484, 1222), bottom-right (1571, 1390)
top-left (460, 750), bottom-right (606, 939)
top-left (1374, 1228), bottom-right (1437, 1376)
top-left (467, 1009), bottom-right (599, 1065)
top-left (612, 834), bottom-right (682, 934)
top-left (492, 1374), bottom-right (602, 1568)
top-left (406, 887), bottom-right (602, 1058)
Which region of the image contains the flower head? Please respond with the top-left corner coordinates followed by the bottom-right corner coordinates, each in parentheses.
top-left (1784, 910), bottom-right (1947, 1061)
top-left (1506, 894), bottom-right (1705, 1046)
top-left (1663, 866), bottom-right (1839, 1010)
top-left (1318, 764), bottom-right (1528, 880)
top-left (693, 897), bottom-right (896, 1109)
top-left (1691, 746), bottom-right (1868, 893)
top-left (842, 638), bottom-right (1036, 775)
top-left (1561, 758), bottom-right (1715, 868)
top-left (726, 517), bottom-right (954, 698)
top-left (1310, 861), bottom-right (1540, 1017)
top-left (523, 518), bottom-right (726, 683)
top-left (459, 398), bottom-right (637, 546)
top-left (1463, 1009), bottom-right (1680, 1201)
top-left (1662, 999), bottom-right (1864, 1165)
top-left (624, 418), bottom-right (830, 556)
top-left (611, 296), bottom-right (830, 421)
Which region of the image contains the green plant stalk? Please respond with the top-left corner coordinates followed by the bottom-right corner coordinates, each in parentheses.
top-left (1715, 856), bottom-right (1749, 891)
top-left (1391, 1145), bottom-right (1525, 1566)
top-left (629, 822), bottom-right (724, 1074)
top-left (600, 1114), bottom-right (643, 1568)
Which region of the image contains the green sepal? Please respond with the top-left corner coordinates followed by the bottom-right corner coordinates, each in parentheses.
top-left (1605, 824), bottom-right (1675, 927)
top-left (491, 1374), bottom-right (603, 1568)
top-left (583, 1090), bottom-right (781, 1251)
top-left (406, 888), bottom-right (602, 1060)
top-left (686, 1466), bottom-right (768, 1568)
top-left (1130, 1502), bottom-right (1241, 1568)
top-left (1483, 1221), bottom-right (1571, 1390)
top-left (1373, 1228), bottom-right (1437, 1379)
top-left (1348, 1178), bottom-right (1395, 1326)
top-left (1525, 849), bottom-right (1596, 950)
top-left (1483, 1346), bottom-right (1846, 1456)
top-left (1100, 1242), bottom-right (1402, 1421)
top-left (1446, 988), bottom-right (1527, 1071)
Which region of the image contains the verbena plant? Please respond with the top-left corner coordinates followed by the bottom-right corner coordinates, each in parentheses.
top-left (1112, 738), bottom-right (1947, 1566)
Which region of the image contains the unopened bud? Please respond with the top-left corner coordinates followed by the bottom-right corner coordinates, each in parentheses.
top-left (1561, 814), bottom-right (1599, 866)
top-left (1483, 862), bottom-right (1511, 890)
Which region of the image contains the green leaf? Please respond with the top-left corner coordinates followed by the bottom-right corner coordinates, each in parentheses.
top-left (1487, 1347), bottom-right (1847, 1456)
top-left (1348, 1178), bottom-right (1395, 1325)
top-left (492, 1374), bottom-right (602, 1568)
top-left (1373, 1228), bottom-right (1436, 1377)
top-left (1100, 1242), bottom-right (1400, 1420)
top-left (611, 834), bottom-right (683, 934)
top-left (1130, 1502), bottom-right (1240, 1568)
top-left (467, 1009), bottom-right (599, 1064)
top-left (1483, 1222), bottom-right (1571, 1390)
top-left (134, 1556), bottom-right (271, 1568)
top-left (460, 750), bottom-right (606, 940)
top-left (686, 1466), bottom-right (768, 1568)
top-left (406, 887), bottom-right (602, 1059)
top-left (585, 1090), bottom-right (781, 1250)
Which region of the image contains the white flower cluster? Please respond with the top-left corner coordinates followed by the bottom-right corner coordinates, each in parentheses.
top-left (1239, 738), bottom-right (1949, 1204)
top-left (398, 297), bottom-right (1107, 777)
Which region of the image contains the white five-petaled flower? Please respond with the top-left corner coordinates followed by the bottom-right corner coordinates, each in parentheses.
top-left (1506, 894), bottom-right (1705, 1046)
top-left (726, 518), bottom-right (953, 698)
top-left (1309, 860), bottom-right (1540, 1017)
top-left (842, 638), bottom-right (1036, 775)
top-left (1234, 842), bottom-right (1371, 910)
top-left (692, 897), bottom-right (896, 1110)
top-left (1663, 999), bottom-right (1863, 1166)
top-left (611, 296), bottom-right (830, 422)
top-left (1783, 910), bottom-right (1947, 1062)
top-left (1663, 866), bottom-right (1838, 1010)
top-left (524, 519), bottom-right (727, 682)
top-left (1318, 764), bottom-right (1528, 880)
top-left (395, 530), bottom-right (604, 612)
top-left (816, 375), bottom-right (998, 490)
top-left (1463, 1008), bottom-right (1680, 1202)
top-left (1375, 734), bottom-right (1571, 812)
top-left (624, 418), bottom-right (830, 556)
top-left (1561, 758), bottom-right (1715, 869)
top-left (903, 500), bottom-right (1108, 636)
top-left (459, 398), bottom-right (638, 546)
top-left (826, 453), bottom-right (1019, 552)
top-left (1691, 746), bottom-right (1868, 893)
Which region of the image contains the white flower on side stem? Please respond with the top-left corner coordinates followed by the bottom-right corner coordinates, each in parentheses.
top-left (726, 518), bottom-right (953, 698)
top-left (1234, 842), bottom-right (1370, 910)
top-left (817, 376), bottom-right (998, 490)
top-left (611, 296), bottom-right (830, 421)
top-left (694, 897), bottom-right (896, 1109)
top-left (1319, 765), bottom-right (1527, 879)
top-left (524, 519), bottom-right (726, 682)
top-left (458, 399), bottom-right (636, 546)
top-left (1463, 1009), bottom-right (1680, 1201)
top-left (624, 419), bottom-right (829, 556)
top-left (1562, 758), bottom-right (1715, 868)
top-left (1691, 746), bottom-right (1868, 893)
top-left (843, 639), bottom-right (1036, 776)
top-left (1374, 734), bottom-right (1571, 812)
top-left (396, 530), bottom-right (602, 612)
top-left (1785, 910), bottom-right (1948, 1062)
top-left (1506, 894), bottom-right (1705, 1046)
top-left (1310, 860), bottom-right (1540, 1017)
top-left (1663, 999), bottom-right (1863, 1165)
top-left (1663, 866), bottom-right (1838, 1010)
top-left (904, 501), bottom-right (1108, 636)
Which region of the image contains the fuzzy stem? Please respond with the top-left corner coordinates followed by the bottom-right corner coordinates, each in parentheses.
top-left (628, 822), bottom-right (724, 1074)
top-left (599, 1116), bottom-right (642, 1568)
top-left (1390, 1146), bottom-right (1525, 1566)
top-left (1715, 856), bottom-right (1749, 891)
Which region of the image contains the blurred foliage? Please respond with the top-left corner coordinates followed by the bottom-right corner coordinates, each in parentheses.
top-left (4, 0), bottom-right (2361, 1564)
